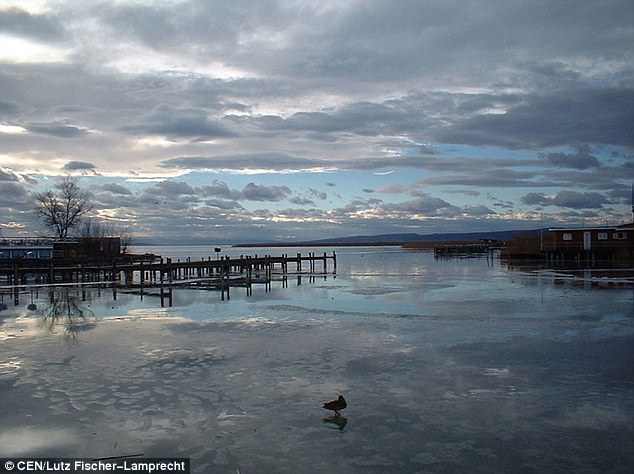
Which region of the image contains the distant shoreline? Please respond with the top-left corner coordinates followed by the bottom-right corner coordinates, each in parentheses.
top-left (232, 242), bottom-right (403, 248)
top-left (131, 228), bottom-right (539, 248)
top-left (131, 242), bottom-right (404, 248)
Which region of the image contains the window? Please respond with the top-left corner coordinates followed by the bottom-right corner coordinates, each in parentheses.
top-left (613, 232), bottom-right (628, 240)
top-left (598, 232), bottom-right (608, 240)
top-left (562, 233), bottom-right (573, 241)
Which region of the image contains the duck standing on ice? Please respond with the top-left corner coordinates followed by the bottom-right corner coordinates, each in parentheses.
top-left (322, 395), bottom-right (347, 416)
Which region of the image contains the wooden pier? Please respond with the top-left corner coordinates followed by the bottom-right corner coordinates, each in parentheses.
top-left (0, 251), bottom-right (337, 306)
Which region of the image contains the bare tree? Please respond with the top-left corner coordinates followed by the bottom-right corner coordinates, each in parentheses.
top-left (80, 218), bottom-right (114, 238)
top-left (80, 218), bottom-right (132, 254)
top-left (35, 177), bottom-right (93, 239)
top-left (119, 226), bottom-right (132, 254)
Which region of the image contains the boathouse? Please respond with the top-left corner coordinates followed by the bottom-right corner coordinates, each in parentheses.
top-left (0, 238), bottom-right (54, 260)
top-left (0, 237), bottom-right (121, 262)
top-left (542, 223), bottom-right (634, 261)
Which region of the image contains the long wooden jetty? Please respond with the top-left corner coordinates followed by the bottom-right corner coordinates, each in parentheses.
top-left (0, 251), bottom-right (337, 306)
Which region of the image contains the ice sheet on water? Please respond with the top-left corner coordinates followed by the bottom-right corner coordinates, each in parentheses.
top-left (0, 427), bottom-right (78, 456)
top-left (483, 368), bottom-right (510, 377)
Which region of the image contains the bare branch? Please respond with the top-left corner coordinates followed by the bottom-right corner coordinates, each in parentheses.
top-left (35, 177), bottom-right (93, 239)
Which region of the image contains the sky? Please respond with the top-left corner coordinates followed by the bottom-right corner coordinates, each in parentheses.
top-left (0, 0), bottom-right (633, 243)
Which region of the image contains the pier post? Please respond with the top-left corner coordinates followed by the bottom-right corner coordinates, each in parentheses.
top-left (159, 257), bottom-right (165, 307)
top-left (80, 264), bottom-right (86, 301)
top-left (111, 260), bottom-right (117, 301)
top-left (13, 261), bottom-right (19, 306)
top-left (247, 258), bottom-right (252, 296)
top-left (139, 261), bottom-right (144, 299)
top-left (112, 260), bottom-right (117, 286)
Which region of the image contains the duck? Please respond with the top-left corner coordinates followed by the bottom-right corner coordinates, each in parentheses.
top-left (322, 395), bottom-right (347, 416)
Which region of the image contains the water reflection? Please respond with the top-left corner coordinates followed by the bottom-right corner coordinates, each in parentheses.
top-left (40, 289), bottom-right (97, 342)
top-left (322, 415), bottom-right (348, 431)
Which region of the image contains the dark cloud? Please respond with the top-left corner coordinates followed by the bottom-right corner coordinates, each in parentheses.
top-left (121, 106), bottom-right (236, 141)
top-left (422, 169), bottom-right (565, 188)
top-left (383, 194), bottom-right (461, 217)
top-left (521, 193), bottom-right (550, 207)
top-left (150, 180), bottom-right (196, 196)
top-left (0, 181), bottom-right (32, 210)
top-left (543, 145), bottom-right (601, 170)
top-left (25, 122), bottom-right (89, 138)
top-left (87, 0), bottom-right (634, 86)
top-left (289, 196), bottom-right (315, 206)
top-left (248, 101), bottom-right (430, 137)
top-left (204, 198), bottom-right (243, 210)
top-left (0, 168), bottom-right (27, 183)
top-left (463, 205), bottom-right (496, 217)
top-left (161, 153), bottom-right (327, 172)
top-left (62, 161), bottom-right (97, 172)
top-left (521, 191), bottom-right (610, 209)
top-left (0, 100), bottom-right (18, 117)
top-left (224, 86), bottom-right (634, 151)
top-left (97, 0), bottom-right (290, 62)
top-left (161, 151), bottom-right (518, 173)
top-left (435, 87), bottom-right (634, 149)
top-left (0, 7), bottom-right (66, 42)
top-left (376, 184), bottom-right (409, 194)
top-left (197, 179), bottom-right (293, 202)
top-left (102, 183), bottom-right (132, 195)
top-left (445, 189), bottom-right (481, 197)
top-left (607, 186), bottom-right (632, 204)
top-left (199, 180), bottom-right (242, 200)
top-left (241, 182), bottom-right (291, 202)
top-left (308, 188), bottom-right (327, 200)
top-left (7, 170), bottom-right (36, 185)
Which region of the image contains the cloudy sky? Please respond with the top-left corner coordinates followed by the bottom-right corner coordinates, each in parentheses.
top-left (1, 0), bottom-right (633, 243)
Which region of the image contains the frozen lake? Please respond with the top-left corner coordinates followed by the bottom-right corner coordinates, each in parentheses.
top-left (1, 246), bottom-right (633, 473)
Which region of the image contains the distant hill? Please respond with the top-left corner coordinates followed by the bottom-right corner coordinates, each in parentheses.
top-left (233, 229), bottom-right (541, 247)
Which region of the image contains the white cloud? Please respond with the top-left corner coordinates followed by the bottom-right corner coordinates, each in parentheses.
top-left (0, 124), bottom-right (27, 134)
top-left (0, 34), bottom-right (69, 63)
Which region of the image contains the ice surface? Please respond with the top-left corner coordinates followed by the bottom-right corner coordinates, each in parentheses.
top-left (1, 247), bottom-right (633, 472)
